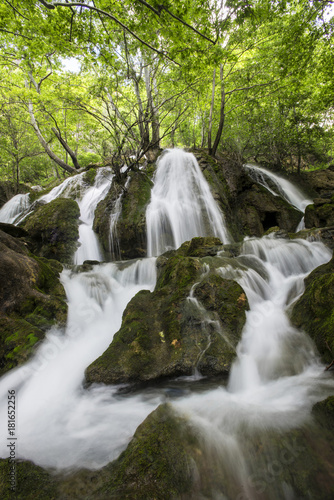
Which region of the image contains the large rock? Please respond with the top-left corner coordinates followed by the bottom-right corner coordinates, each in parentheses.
top-left (94, 170), bottom-right (153, 260)
top-left (305, 196), bottom-right (334, 228)
top-left (290, 254), bottom-right (334, 365)
top-left (21, 197), bottom-right (80, 264)
top-left (0, 230), bottom-right (67, 375)
top-left (85, 237), bottom-right (248, 385)
top-left (234, 181), bottom-right (303, 237)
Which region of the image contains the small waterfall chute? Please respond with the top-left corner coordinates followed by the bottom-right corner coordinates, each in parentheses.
top-left (0, 193), bottom-right (31, 224)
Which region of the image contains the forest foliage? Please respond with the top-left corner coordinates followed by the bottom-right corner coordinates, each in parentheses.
top-left (0, 0), bottom-right (333, 187)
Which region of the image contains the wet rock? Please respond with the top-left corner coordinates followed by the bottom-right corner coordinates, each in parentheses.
top-left (305, 197), bottom-right (334, 228)
top-left (21, 197), bottom-right (80, 264)
top-left (0, 222), bottom-right (28, 239)
top-left (233, 183), bottom-right (302, 237)
top-left (85, 238), bottom-right (248, 385)
top-left (94, 170), bottom-right (153, 260)
top-left (0, 230), bottom-right (67, 375)
top-left (290, 254), bottom-right (334, 364)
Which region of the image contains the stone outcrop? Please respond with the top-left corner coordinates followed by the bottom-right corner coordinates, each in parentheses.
top-left (290, 254), bottom-right (334, 365)
top-left (85, 237), bottom-right (248, 385)
top-left (0, 230), bottom-right (67, 375)
top-left (21, 197), bottom-right (80, 264)
top-left (94, 170), bottom-right (153, 260)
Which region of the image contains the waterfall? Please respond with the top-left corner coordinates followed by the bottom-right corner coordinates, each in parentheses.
top-left (244, 164), bottom-right (312, 231)
top-left (73, 169), bottom-right (112, 265)
top-left (0, 258), bottom-right (158, 469)
top-left (0, 149), bottom-right (334, 496)
top-left (0, 193), bottom-right (31, 224)
top-left (146, 149), bottom-right (230, 256)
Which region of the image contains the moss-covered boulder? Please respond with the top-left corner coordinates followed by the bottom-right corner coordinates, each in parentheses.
top-left (0, 230), bottom-right (67, 375)
top-left (21, 197), bottom-right (80, 264)
top-left (305, 196), bottom-right (334, 228)
top-left (234, 181), bottom-right (303, 237)
top-left (94, 170), bottom-right (153, 260)
top-left (86, 237), bottom-right (248, 385)
top-left (290, 254), bottom-right (334, 365)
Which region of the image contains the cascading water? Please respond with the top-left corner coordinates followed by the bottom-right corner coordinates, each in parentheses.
top-left (146, 149), bottom-right (230, 256)
top-left (0, 193), bottom-right (31, 224)
top-left (243, 163), bottom-right (312, 213)
top-left (73, 169), bottom-right (112, 265)
top-left (0, 149), bottom-right (333, 497)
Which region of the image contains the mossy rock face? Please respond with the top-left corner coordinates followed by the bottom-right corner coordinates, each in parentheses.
top-left (94, 170), bottom-right (153, 260)
top-left (22, 197), bottom-right (80, 264)
top-left (0, 230), bottom-right (67, 375)
top-left (290, 254), bottom-right (334, 364)
top-left (82, 167), bottom-right (97, 186)
top-left (86, 238), bottom-right (248, 385)
top-left (192, 150), bottom-right (243, 240)
top-left (116, 171), bottom-right (153, 259)
top-left (0, 459), bottom-right (58, 500)
top-left (233, 182), bottom-right (302, 237)
top-left (93, 181), bottom-right (125, 259)
top-left (305, 198), bottom-right (334, 228)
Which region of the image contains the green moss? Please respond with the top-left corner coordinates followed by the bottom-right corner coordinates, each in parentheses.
top-left (99, 404), bottom-right (196, 499)
top-left (83, 168), bottom-right (97, 186)
top-left (291, 255), bottom-right (334, 363)
top-left (22, 197), bottom-right (80, 264)
top-left (0, 459), bottom-right (58, 500)
top-left (86, 238), bottom-right (248, 385)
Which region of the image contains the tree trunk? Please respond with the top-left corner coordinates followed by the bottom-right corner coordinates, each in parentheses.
top-left (51, 127), bottom-right (80, 169)
top-left (27, 100), bottom-right (76, 174)
top-left (208, 68), bottom-right (216, 154)
top-left (105, 89), bottom-right (137, 142)
top-left (144, 65), bottom-right (160, 148)
top-left (133, 76), bottom-right (150, 150)
top-left (211, 65), bottom-right (225, 158)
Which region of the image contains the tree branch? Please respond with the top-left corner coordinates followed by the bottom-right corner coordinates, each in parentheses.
top-left (37, 1), bottom-right (180, 64)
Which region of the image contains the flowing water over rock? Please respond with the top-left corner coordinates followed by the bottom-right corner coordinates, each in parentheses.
top-left (146, 149), bottom-right (230, 256)
top-left (0, 151), bottom-right (333, 497)
top-left (0, 193), bottom-right (31, 224)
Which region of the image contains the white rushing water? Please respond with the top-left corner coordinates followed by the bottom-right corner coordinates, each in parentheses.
top-left (73, 169), bottom-right (112, 265)
top-left (244, 164), bottom-right (313, 231)
top-left (146, 149), bottom-right (230, 256)
top-left (0, 149), bottom-right (333, 495)
top-left (0, 193), bottom-right (31, 224)
top-left (0, 258), bottom-right (158, 469)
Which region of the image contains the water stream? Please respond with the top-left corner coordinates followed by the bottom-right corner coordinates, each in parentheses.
top-left (0, 150), bottom-right (333, 495)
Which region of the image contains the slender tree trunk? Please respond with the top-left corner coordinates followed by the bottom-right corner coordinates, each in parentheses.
top-left (25, 79), bottom-right (76, 174)
top-left (211, 65), bottom-right (225, 157)
top-left (144, 65), bottom-right (160, 147)
top-left (133, 76), bottom-right (150, 150)
top-left (208, 68), bottom-right (216, 154)
top-left (27, 101), bottom-right (75, 174)
top-left (51, 128), bottom-right (80, 169)
top-left (201, 112), bottom-right (206, 148)
top-left (64, 108), bottom-right (68, 165)
top-left (105, 88), bottom-right (137, 142)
